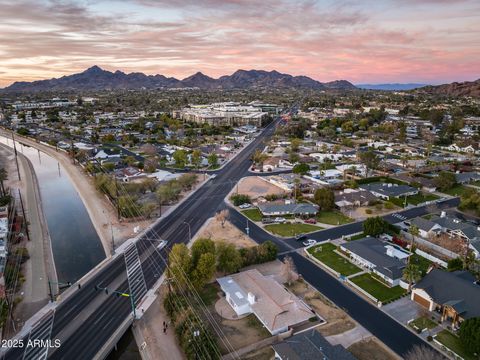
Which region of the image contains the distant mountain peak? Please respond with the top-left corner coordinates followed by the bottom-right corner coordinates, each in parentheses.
top-left (1, 67), bottom-right (357, 92)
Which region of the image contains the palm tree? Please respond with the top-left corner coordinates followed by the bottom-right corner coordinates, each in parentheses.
top-left (408, 224), bottom-right (420, 262)
top-left (0, 168), bottom-right (7, 196)
top-left (403, 263), bottom-right (422, 291)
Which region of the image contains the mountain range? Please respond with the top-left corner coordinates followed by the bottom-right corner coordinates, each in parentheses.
top-left (2, 66), bottom-right (357, 92)
top-left (417, 79), bottom-right (480, 98)
top-left (356, 83), bottom-right (429, 91)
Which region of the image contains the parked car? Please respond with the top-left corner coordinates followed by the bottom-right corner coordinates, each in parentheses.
top-left (303, 239), bottom-right (317, 247)
top-left (239, 203), bottom-right (251, 209)
top-left (262, 218), bottom-right (275, 224)
top-left (304, 218), bottom-right (317, 224)
top-left (295, 234), bottom-right (307, 241)
top-left (210, 174), bottom-right (217, 179)
top-left (274, 217), bottom-right (286, 223)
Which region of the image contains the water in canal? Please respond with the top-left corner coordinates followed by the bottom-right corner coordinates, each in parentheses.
top-left (0, 136), bottom-right (106, 283)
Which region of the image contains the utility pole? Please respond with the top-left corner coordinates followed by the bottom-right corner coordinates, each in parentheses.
top-left (110, 223), bottom-right (115, 256)
top-left (17, 189), bottom-right (30, 241)
top-left (11, 132), bottom-right (21, 181)
top-left (114, 176), bottom-right (121, 220)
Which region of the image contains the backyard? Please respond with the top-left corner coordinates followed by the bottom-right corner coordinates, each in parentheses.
top-left (307, 243), bottom-right (362, 276)
top-left (264, 223), bottom-right (322, 237)
top-left (409, 254), bottom-right (433, 276)
top-left (405, 193), bottom-right (440, 205)
top-left (316, 210), bottom-right (353, 225)
top-left (349, 273), bottom-right (406, 303)
top-left (435, 329), bottom-right (476, 360)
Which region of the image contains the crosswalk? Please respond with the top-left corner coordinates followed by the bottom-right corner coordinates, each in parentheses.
top-left (392, 213), bottom-right (407, 221)
top-left (124, 243), bottom-right (147, 307)
top-left (22, 311), bottom-right (55, 360)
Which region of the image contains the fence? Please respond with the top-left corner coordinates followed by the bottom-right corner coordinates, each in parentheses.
top-left (304, 248), bottom-right (341, 277)
top-left (401, 231), bottom-right (459, 259)
top-left (415, 249), bottom-right (448, 268)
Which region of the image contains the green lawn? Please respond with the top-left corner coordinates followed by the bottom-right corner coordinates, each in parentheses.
top-left (350, 273), bottom-right (406, 303)
top-left (317, 211), bottom-right (353, 225)
top-left (409, 254), bottom-right (433, 276)
top-left (436, 330), bottom-right (476, 360)
top-left (443, 184), bottom-right (469, 196)
top-left (348, 233), bottom-right (366, 241)
top-left (241, 208), bottom-right (263, 222)
top-left (307, 243), bottom-right (361, 276)
top-left (264, 223), bottom-right (322, 237)
top-left (405, 193), bottom-right (440, 205)
top-left (409, 316), bottom-right (437, 330)
top-left (470, 180), bottom-right (480, 187)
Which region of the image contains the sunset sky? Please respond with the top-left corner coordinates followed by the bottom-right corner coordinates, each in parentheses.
top-left (0, 0), bottom-right (479, 87)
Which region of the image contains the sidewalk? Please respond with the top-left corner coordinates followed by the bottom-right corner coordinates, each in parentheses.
top-left (132, 285), bottom-right (184, 360)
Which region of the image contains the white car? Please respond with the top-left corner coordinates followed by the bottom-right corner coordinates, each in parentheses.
top-left (239, 203), bottom-right (251, 209)
top-left (210, 174), bottom-right (217, 179)
top-left (274, 217), bottom-right (286, 223)
top-left (157, 240), bottom-right (168, 250)
top-left (302, 239), bottom-right (317, 247)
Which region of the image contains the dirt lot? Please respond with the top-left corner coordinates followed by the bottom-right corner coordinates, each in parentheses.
top-left (195, 217), bottom-right (257, 248)
top-left (241, 347), bottom-right (275, 360)
top-left (237, 176), bottom-right (287, 199)
top-left (347, 204), bottom-right (401, 220)
top-left (348, 338), bottom-right (400, 360)
top-left (288, 280), bottom-right (356, 336)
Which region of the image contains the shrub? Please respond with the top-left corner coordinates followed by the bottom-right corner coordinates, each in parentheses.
top-left (230, 194), bottom-right (251, 206)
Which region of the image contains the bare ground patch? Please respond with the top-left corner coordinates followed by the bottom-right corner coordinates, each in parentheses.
top-left (237, 176), bottom-right (287, 199)
top-left (195, 217), bottom-right (257, 248)
top-left (348, 338), bottom-right (400, 360)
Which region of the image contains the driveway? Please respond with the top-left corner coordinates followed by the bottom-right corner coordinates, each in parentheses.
top-left (382, 296), bottom-right (424, 325)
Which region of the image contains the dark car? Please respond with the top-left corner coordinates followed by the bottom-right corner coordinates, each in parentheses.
top-left (295, 234), bottom-right (307, 241)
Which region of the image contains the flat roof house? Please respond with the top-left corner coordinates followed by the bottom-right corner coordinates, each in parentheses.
top-left (359, 182), bottom-right (418, 201)
top-left (257, 202), bottom-right (318, 217)
top-left (217, 269), bottom-right (314, 335)
top-left (341, 237), bottom-right (408, 286)
top-left (411, 269), bottom-right (480, 328)
top-left (272, 329), bottom-right (357, 360)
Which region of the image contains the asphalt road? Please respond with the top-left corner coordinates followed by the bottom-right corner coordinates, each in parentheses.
top-left (1, 117), bottom-right (279, 360)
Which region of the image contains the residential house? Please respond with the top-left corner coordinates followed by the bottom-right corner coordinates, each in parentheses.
top-left (272, 330), bottom-right (357, 360)
top-left (411, 269), bottom-right (480, 328)
top-left (455, 171), bottom-right (480, 184)
top-left (406, 217), bottom-right (442, 239)
top-left (359, 182), bottom-right (418, 201)
top-left (341, 237), bottom-right (409, 286)
top-left (217, 269), bottom-right (314, 335)
top-left (257, 202), bottom-right (318, 217)
top-left (334, 189), bottom-right (377, 209)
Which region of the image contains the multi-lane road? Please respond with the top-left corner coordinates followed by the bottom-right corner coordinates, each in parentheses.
top-left (2, 117), bottom-right (279, 360)
top-left (3, 111), bottom-right (459, 359)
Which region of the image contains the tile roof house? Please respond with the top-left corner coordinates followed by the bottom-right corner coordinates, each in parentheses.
top-left (359, 182), bottom-right (418, 200)
top-left (217, 269), bottom-right (314, 335)
top-left (272, 329), bottom-right (357, 360)
top-left (257, 202), bottom-right (318, 217)
top-left (411, 269), bottom-right (480, 327)
top-left (340, 237), bottom-right (409, 286)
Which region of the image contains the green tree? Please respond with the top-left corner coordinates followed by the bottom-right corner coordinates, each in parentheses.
top-left (168, 244), bottom-right (192, 291)
top-left (173, 150), bottom-right (188, 168)
top-left (191, 238), bottom-right (216, 268)
top-left (313, 187), bottom-right (335, 211)
top-left (359, 149), bottom-right (380, 177)
top-left (230, 194), bottom-right (251, 206)
top-left (191, 149), bottom-right (202, 169)
top-left (290, 138), bottom-right (302, 152)
top-left (251, 149), bottom-right (268, 166)
top-left (341, 121), bottom-right (354, 133)
top-left (434, 171), bottom-right (456, 191)
top-left (459, 317), bottom-right (480, 354)
top-left (192, 253), bottom-right (216, 289)
top-left (216, 242), bottom-right (242, 274)
top-left (292, 163), bottom-right (309, 175)
top-left (363, 216), bottom-right (389, 236)
top-left (207, 153), bottom-right (218, 168)
top-left (408, 224), bottom-right (419, 253)
top-left (447, 257), bottom-right (464, 271)
top-left (178, 173), bottom-right (198, 190)
top-left (402, 263), bottom-right (422, 290)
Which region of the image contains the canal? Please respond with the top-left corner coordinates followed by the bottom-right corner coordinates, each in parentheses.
top-left (0, 136), bottom-right (106, 283)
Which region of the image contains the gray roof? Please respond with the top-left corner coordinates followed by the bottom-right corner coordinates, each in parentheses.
top-left (342, 237), bottom-right (406, 280)
top-left (258, 202), bottom-right (318, 215)
top-left (359, 182), bottom-right (418, 198)
top-left (430, 215), bottom-right (480, 241)
top-left (272, 329), bottom-right (357, 360)
top-left (409, 217), bottom-right (440, 232)
top-left (335, 190), bottom-right (377, 205)
top-left (217, 276), bottom-right (248, 308)
top-left (414, 269), bottom-right (480, 319)
top-left (455, 172), bottom-right (480, 184)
